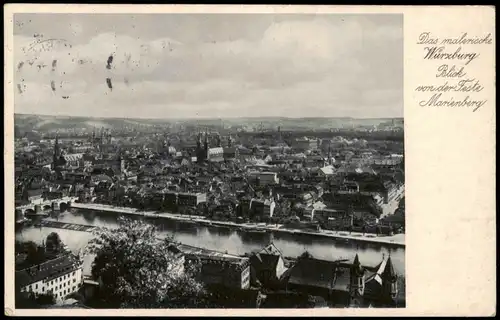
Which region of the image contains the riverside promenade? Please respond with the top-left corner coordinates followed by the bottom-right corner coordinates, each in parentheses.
top-left (70, 202), bottom-right (405, 247)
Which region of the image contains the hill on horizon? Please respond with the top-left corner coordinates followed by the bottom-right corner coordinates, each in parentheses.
top-left (14, 113), bottom-right (403, 133)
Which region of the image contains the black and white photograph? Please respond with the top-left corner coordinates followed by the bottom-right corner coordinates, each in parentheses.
top-left (12, 11), bottom-right (405, 309)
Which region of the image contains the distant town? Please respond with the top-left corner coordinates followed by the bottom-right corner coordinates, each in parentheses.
top-left (14, 114), bottom-right (405, 309)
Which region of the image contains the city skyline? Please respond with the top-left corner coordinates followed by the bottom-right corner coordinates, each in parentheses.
top-left (14, 13), bottom-right (403, 119)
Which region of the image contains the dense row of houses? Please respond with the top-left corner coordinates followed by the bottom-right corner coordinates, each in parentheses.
top-left (170, 242), bottom-right (401, 308)
top-left (15, 129), bottom-right (405, 234)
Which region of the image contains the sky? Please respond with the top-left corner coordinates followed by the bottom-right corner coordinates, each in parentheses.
top-left (13, 13), bottom-right (403, 119)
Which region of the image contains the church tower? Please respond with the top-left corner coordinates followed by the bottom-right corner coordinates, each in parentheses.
top-left (216, 133), bottom-right (222, 148)
top-left (120, 157), bottom-right (126, 176)
top-left (52, 135), bottom-right (60, 170)
top-left (349, 254), bottom-right (365, 306)
top-left (327, 143), bottom-right (334, 165)
top-left (107, 129), bottom-right (112, 144)
top-left (381, 256), bottom-right (398, 304)
top-left (166, 139), bottom-right (171, 159)
top-left (91, 127), bottom-right (96, 146)
top-left (196, 132), bottom-right (203, 163)
top-left (204, 132), bottom-right (209, 161)
top-left (196, 132), bottom-right (202, 150)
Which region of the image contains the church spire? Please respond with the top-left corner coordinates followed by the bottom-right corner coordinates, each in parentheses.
top-left (204, 132), bottom-right (209, 161)
top-left (352, 253), bottom-right (364, 276)
top-left (53, 133), bottom-right (61, 171)
top-left (381, 255), bottom-right (398, 302)
top-left (197, 132), bottom-right (202, 149)
top-left (382, 256), bottom-right (396, 280)
top-left (350, 253), bottom-right (365, 304)
top-left (216, 133), bottom-right (221, 147)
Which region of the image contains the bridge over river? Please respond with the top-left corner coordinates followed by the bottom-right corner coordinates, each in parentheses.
top-left (16, 197), bottom-right (78, 221)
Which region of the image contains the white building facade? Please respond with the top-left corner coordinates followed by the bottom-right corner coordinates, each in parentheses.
top-left (17, 254), bottom-right (84, 303)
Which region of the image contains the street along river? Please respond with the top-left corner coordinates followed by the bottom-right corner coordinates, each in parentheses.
top-left (16, 208), bottom-right (405, 277)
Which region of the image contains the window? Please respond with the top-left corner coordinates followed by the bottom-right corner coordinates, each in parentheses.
top-left (73, 272), bottom-right (76, 276)
top-left (35, 284), bottom-right (38, 289)
top-left (73, 279), bottom-right (76, 283)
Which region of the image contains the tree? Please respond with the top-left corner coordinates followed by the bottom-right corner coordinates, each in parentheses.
top-left (35, 292), bottom-right (56, 306)
top-left (15, 291), bottom-right (38, 309)
top-left (46, 232), bottom-right (63, 255)
top-left (84, 217), bottom-right (207, 308)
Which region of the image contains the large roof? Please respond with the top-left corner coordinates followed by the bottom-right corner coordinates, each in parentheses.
top-left (15, 254), bottom-right (81, 289)
top-left (259, 243), bottom-right (283, 256)
top-left (91, 174), bottom-right (113, 183)
top-left (208, 147), bottom-right (224, 156)
top-left (366, 256), bottom-right (396, 286)
top-left (63, 153), bottom-right (84, 162)
top-left (331, 267), bottom-right (351, 293)
top-left (320, 165), bottom-right (336, 175)
top-left (288, 258), bottom-right (337, 290)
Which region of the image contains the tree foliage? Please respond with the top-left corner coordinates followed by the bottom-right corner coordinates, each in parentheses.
top-left (15, 241), bottom-right (46, 268)
top-left (298, 251), bottom-right (313, 260)
top-left (46, 232), bottom-right (62, 255)
top-left (84, 216), bottom-right (206, 308)
top-left (15, 291), bottom-right (55, 309)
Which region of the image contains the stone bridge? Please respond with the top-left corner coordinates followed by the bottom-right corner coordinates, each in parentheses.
top-left (15, 196), bottom-right (79, 217)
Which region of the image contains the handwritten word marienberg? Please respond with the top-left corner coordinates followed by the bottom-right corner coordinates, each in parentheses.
top-left (423, 46), bottom-right (479, 65)
top-left (419, 94), bottom-right (486, 112)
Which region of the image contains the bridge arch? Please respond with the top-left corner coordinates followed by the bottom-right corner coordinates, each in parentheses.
top-left (43, 205), bottom-right (52, 211)
top-left (25, 208), bottom-right (35, 216)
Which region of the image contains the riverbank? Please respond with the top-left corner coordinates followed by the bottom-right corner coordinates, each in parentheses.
top-left (70, 203), bottom-right (405, 247)
top-left (18, 215), bottom-right (405, 275)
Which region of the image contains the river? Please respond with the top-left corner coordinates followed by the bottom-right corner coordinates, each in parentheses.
top-left (16, 209), bottom-right (405, 276)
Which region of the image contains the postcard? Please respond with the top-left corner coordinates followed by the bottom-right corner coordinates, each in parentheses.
top-left (4, 4), bottom-right (495, 317)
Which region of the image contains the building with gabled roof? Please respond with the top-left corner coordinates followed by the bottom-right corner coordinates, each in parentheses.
top-left (285, 253), bottom-right (384, 307)
top-left (363, 256), bottom-right (399, 307)
top-left (249, 243), bottom-right (288, 289)
top-left (15, 253), bottom-right (84, 303)
top-left (184, 252), bottom-right (251, 290)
